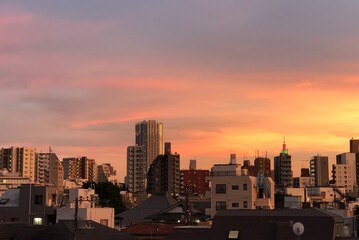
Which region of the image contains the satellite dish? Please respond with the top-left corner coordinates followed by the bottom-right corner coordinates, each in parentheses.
top-left (292, 222), bottom-right (305, 236)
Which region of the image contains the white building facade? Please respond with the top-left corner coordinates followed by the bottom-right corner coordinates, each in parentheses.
top-left (206, 162), bottom-right (275, 217)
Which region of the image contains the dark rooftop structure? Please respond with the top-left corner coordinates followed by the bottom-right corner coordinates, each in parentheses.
top-left (166, 208), bottom-right (347, 240)
top-left (121, 223), bottom-right (183, 239)
top-left (117, 194), bottom-right (179, 226)
top-left (9, 220), bottom-right (138, 240)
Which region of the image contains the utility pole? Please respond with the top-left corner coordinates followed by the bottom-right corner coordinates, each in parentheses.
top-left (185, 185), bottom-right (191, 225)
top-left (28, 183), bottom-right (32, 225)
top-left (74, 197), bottom-right (78, 240)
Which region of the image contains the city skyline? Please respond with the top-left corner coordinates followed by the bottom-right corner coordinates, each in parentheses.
top-left (1, 1), bottom-right (359, 180)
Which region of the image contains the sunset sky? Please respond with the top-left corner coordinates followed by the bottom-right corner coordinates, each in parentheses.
top-left (1, 1), bottom-right (359, 180)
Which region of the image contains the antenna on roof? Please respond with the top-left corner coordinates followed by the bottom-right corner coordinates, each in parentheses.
top-left (292, 222), bottom-right (304, 239)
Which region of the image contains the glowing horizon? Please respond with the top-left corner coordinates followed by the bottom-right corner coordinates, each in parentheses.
top-left (0, 1), bottom-right (359, 180)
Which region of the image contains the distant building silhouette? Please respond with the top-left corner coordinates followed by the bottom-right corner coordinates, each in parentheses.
top-left (0, 147), bottom-right (36, 182)
top-left (35, 151), bottom-right (63, 191)
top-left (333, 152), bottom-right (356, 191)
top-left (310, 155), bottom-right (329, 187)
top-left (254, 157), bottom-right (271, 177)
top-left (301, 168), bottom-right (310, 177)
top-left (135, 120), bottom-right (163, 171)
top-left (98, 163), bottom-right (117, 184)
top-left (274, 140), bottom-right (293, 190)
top-left (62, 156), bottom-right (97, 182)
top-left (189, 159), bottom-right (197, 170)
top-left (147, 142), bottom-right (180, 197)
top-left (126, 145), bottom-right (146, 194)
top-left (350, 138), bottom-right (359, 153)
top-left (180, 161), bottom-right (210, 197)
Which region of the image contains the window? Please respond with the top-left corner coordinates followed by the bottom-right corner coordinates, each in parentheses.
top-left (35, 195), bottom-right (43, 205)
top-left (232, 185), bottom-right (239, 190)
top-left (216, 184), bottom-right (226, 194)
top-left (216, 201), bottom-right (227, 211)
top-left (228, 230), bottom-right (240, 239)
top-left (243, 201), bottom-right (248, 208)
top-left (232, 202), bottom-right (239, 208)
top-left (243, 184), bottom-right (247, 190)
top-left (33, 217), bottom-right (43, 225)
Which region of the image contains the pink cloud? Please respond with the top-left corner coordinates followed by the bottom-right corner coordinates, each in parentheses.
top-left (0, 13), bottom-right (33, 26)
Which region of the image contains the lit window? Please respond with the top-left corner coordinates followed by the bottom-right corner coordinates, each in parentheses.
top-left (228, 230), bottom-right (239, 239)
top-left (33, 218), bottom-right (43, 225)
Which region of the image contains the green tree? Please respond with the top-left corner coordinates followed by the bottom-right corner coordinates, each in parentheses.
top-left (83, 181), bottom-right (125, 214)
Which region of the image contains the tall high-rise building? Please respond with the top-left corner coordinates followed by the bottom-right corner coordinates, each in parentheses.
top-left (0, 147), bottom-right (36, 182)
top-left (135, 120), bottom-right (163, 170)
top-left (310, 155), bottom-right (329, 187)
top-left (126, 145), bottom-right (146, 193)
top-left (147, 142), bottom-right (180, 196)
top-left (274, 140), bottom-right (293, 190)
top-left (63, 156), bottom-right (97, 182)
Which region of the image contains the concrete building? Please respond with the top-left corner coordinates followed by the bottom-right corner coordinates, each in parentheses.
top-left (135, 120), bottom-right (163, 170)
top-left (63, 156), bottom-right (97, 182)
top-left (147, 142), bottom-right (180, 197)
top-left (126, 145), bottom-right (146, 194)
top-left (189, 159), bottom-right (196, 170)
top-left (57, 188), bottom-right (115, 228)
top-left (180, 168), bottom-right (210, 196)
top-left (35, 152), bottom-right (63, 191)
top-left (286, 187), bottom-right (347, 207)
top-left (98, 163), bottom-right (117, 184)
top-left (310, 155), bottom-right (329, 187)
top-left (206, 160), bottom-right (275, 217)
top-left (0, 147), bottom-right (36, 182)
top-left (0, 184), bottom-right (58, 225)
top-left (331, 152), bottom-right (357, 192)
top-left (254, 157), bottom-right (271, 177)
top-left (292, 176), bottom-right (315, 188)
top-left (332, 163), bottom-right (355, 191)
top-left (301, 168), bottom-right (310, 177)
top-left (350, 138), bottom-right (359, 153)
top-left (0, 169), bottom-right (30, 196)
top-left (274, 141), bottom-right (293, 190)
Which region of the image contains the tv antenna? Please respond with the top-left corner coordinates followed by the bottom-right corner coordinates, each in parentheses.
top-left (292, 222), bottom-right (304, 240)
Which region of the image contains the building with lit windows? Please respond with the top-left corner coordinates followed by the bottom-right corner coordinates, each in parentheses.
top-left (147, 142), bottom-right (180, 197)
